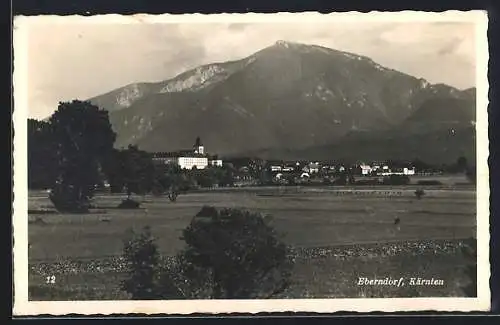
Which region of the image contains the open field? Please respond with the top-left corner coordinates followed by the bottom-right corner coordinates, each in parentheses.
top-left (29, 239), bottom-right (473, 300)
top-left (27, 184), bottom-right (476, 299)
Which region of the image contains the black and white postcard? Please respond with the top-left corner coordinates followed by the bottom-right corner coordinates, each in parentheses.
top-left (12, 11), bottom-right (490, 315)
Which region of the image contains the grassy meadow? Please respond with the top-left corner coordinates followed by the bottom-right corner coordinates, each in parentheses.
top-left (27, 177), bottom-right (477, 300)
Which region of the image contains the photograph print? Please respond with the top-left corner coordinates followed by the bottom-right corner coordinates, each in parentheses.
top-left (13, 11), bottom-right (490, 315)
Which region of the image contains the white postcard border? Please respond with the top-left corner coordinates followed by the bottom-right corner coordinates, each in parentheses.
top-left (13, 10), bottom-right (491, 315)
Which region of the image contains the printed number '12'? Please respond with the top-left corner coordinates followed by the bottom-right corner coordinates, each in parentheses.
top-left (46, 275), bottom-right (56, 284)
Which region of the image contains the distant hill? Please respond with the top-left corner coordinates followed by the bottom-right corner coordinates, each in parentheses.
top-left (88, 40), bottom-right (476, 164)
top-left (237, 126), bottom-right (475, 165)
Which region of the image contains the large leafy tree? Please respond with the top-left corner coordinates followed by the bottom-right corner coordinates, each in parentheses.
top-left (119, 145), bottom-right (155, 199)
top-left (101, 148), bottom-right (126, 193)
top-left (48, 100), bottom-right (116, 212)
top-left (102, 145), bottom-right (156, 202)
top-left (28, 118), bottom-right (58, 189)
top-left (179, 206), bottom-right (295, 299)
top-left (157, 163), bottom-right (187, 201)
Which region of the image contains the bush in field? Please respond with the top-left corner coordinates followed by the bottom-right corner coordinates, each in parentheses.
top-left (178, 206), bottom-right (295, 299)
top-left (118, 198), bottom-right (141, 209)
top-left (48, 184), bottom-right (92, 213)
top-left (414, 189), bottom-right (425, 199)
top-left (121, 226), bottom-right (181, 299)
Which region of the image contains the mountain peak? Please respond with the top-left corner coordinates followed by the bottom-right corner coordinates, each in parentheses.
top-left (92, 40), bottom-right (474, 163)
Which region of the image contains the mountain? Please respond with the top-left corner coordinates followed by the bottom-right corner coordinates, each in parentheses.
top-left (241, 126), bottom-right (476, 165)
top-left (89, 40), bottom-right (476, 163)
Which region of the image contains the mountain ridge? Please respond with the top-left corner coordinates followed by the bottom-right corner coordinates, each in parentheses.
top-left (88, 40), bottom-right (476, 164)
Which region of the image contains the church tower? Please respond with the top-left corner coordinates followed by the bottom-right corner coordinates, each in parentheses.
top-left (193, 136), bottom-right (204, 155)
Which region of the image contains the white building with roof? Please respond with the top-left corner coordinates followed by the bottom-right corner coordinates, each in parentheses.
top-left (152, 136), bottom-right (219, 170)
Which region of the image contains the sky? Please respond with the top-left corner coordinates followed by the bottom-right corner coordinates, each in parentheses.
top-left (23, 19), bottom-right (477, 119)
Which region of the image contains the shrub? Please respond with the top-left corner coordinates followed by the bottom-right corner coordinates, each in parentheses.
top-left (121, 226), bottom-right (181, 299)
top-left (414, 189), bottom-right (425, 199)
top-left (179, 206), bottom-right (295, 299)
top-left (49, 184), bottom-right (91, 213)
top-left (117, 198), bottom-right (141, 209)
top-left (167, 188), bottom-right (179, 202)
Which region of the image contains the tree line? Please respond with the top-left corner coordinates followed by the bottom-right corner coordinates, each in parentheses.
top-left (29, 101), bottom-right (177, 212)
top-left (28, 100), bottom-right (241, 212)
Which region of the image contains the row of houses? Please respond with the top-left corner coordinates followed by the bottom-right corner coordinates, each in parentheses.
top-left (359, 164), bottom-right (416, 176)
top-left (268, 162), bottom-right (345, 176)
top-left (267, 161), bottom-right (415, 177)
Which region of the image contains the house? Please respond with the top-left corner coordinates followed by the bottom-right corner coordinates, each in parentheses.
top-left (359, 164), bottom-right (373, 176)
top-left (403, 167), bottom-right (416, 175)
top-left (307, 162), bottom-right (320, 174)
top-left (385, 167), bottom-right (416, 176)
top-left (179, 156), bottom-right (209, 170)
top-left (152, 152), bottom-right (178, 165)
top-left (152, 150), bottom-right (208, 170)
top-left (208, 154), bottom-right (223, 167)
top-left (373, 165), bottom-right (415, 176)
top-left (209, 159), bottom-right (223, 167)
top-left (270, 165), bottom-right (282, 172)
top-left (377, 167), bottom-right (392, 176)
top-left (152, 137), bottom-right (220, 170)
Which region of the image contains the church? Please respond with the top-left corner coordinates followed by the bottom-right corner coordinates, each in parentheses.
top-left (152, 137), bottom-right (222, 170)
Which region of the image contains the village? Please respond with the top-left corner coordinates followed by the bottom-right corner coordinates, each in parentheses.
top-left (148, 136), bottom-right (457, 189)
